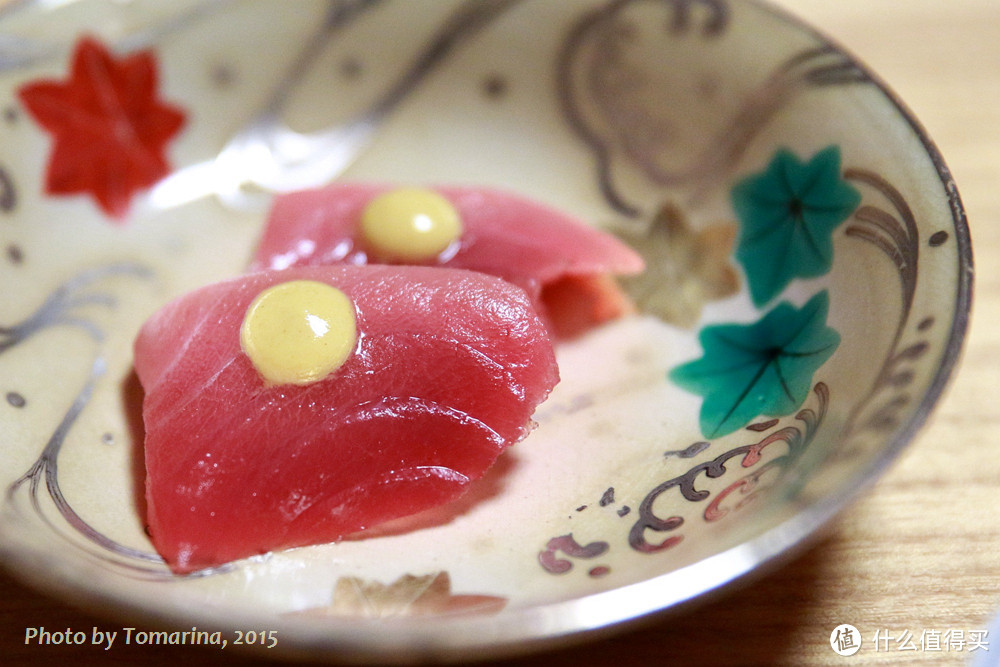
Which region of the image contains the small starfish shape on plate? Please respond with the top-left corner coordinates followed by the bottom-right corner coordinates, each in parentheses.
top-left (622, 202), bottom-right (740, 328)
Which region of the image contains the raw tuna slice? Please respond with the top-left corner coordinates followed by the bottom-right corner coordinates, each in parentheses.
top-left (249, 183), bottom-right (645, 337)
top-left (135, 265), bottom-right (558, 574)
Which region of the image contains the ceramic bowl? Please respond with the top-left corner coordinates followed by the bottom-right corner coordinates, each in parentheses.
top-left (0, 0), bottom-right (972, 662)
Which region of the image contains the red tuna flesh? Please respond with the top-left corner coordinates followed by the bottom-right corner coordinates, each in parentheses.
top-left (135, 265), bottom-right (558, 573)
top-left (249, 183), bottom-right (644, 337)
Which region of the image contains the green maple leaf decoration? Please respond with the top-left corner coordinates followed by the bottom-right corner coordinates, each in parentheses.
top-left (732, 145), bottom-right (861, 306)
top-left (670, 290), bottom-right (840, 438)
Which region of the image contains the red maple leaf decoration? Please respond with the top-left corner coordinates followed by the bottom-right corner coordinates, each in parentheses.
top-left (17, 35), bottom-right (186, 220)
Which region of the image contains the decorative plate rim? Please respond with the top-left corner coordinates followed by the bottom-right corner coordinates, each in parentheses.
top-left (0, 0), bottom-right (974, 662)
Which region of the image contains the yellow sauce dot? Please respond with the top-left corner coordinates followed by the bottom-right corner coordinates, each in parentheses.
top-left (240, 280), bottom-right (357, 386)
top-left (360, 187), bottom-right (463, 262)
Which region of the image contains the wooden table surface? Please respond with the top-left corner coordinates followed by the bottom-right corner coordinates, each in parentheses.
top-left (2, 1), bottom-right (998, 665)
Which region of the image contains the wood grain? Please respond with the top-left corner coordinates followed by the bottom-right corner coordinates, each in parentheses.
top-left (3, 1), bottom-right (999, 664)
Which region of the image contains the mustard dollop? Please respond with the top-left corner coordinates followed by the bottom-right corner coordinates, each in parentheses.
top-left (240, 279), bottom-right (357, 386)
top-left (360, 187), bottom-right (463, 262)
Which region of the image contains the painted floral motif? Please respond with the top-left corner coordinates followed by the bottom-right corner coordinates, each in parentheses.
top-left (621, 203), bottom-right (739, 328)
top-left (732, 146), bottom-right (861, 306)
top-left (17, 36), bottom-right (185, 220)
top-left (0, 0), bottom-right (967, 631)
top-left (669, 291), bottom-right (839, 438)
top-left (291, 572), bottom-right (506, 618)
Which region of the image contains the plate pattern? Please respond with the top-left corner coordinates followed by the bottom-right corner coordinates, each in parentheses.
top-left (0, 0), bottom-right (968, 633)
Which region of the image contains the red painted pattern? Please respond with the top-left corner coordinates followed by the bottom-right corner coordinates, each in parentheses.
top-left (18, 36), bottom-right (185, 220)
